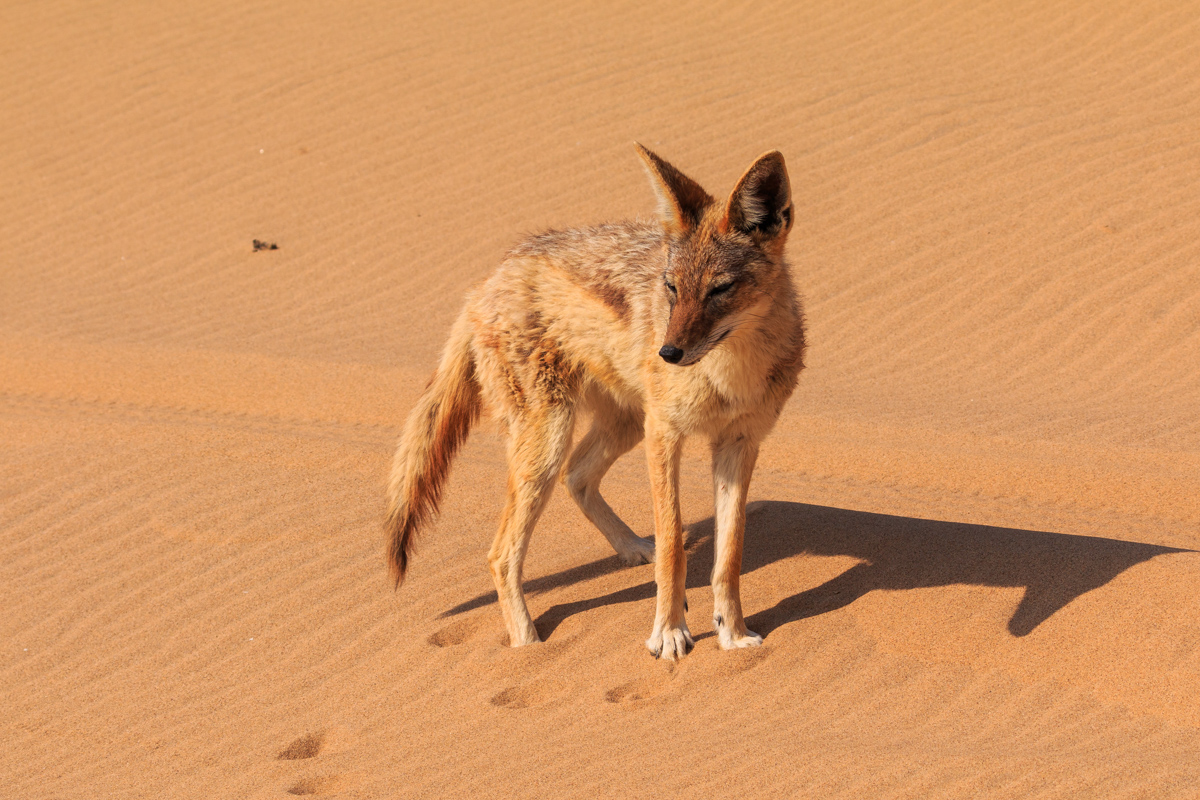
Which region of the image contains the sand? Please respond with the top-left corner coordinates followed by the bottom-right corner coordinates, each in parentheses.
top-left (3, 0), bottom-right (1200, 796)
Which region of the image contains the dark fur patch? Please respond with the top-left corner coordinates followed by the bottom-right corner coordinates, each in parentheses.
top-left (533, 338), bottom-right (578, 405)
top-left (586, 281), bottom-right (629, 319)
top-left (503, 363), bottom-right (526, 408)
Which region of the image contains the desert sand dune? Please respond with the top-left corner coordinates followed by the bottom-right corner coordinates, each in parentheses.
top-left (3, 0), bottom-right (1200, 797)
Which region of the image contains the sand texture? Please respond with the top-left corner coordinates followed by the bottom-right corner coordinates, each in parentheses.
top-left (4, 0), bottom-right (1200, 797)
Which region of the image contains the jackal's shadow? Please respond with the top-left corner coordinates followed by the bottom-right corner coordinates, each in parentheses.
top-left (442, 501), bottom-right (1185, 640)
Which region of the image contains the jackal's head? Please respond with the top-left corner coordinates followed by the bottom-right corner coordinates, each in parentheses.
top-left (636, 144), bottom-right (794, 366)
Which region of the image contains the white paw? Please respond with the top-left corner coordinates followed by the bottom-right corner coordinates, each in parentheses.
top-left (507, 627), bottom-right (541, 648)
top-left (713, 614), bottom-right (762, 649)
top-left (617, 536), bottom-right (655, 566)
top-left (721, 631), bottom-right (763, 650)
top-left (715, 626), bottom-right (762, 651)
top-left (645, 624), bottom-right (694, 660)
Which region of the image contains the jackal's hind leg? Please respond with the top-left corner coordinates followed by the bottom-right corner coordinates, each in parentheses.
top-left (489, 405), bottom-right (575, 647)
top-left (563, 395), bottom-right (653, 565)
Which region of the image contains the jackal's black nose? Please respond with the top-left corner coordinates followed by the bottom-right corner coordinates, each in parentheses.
top-left (659, 345), bottom-right (684, 364)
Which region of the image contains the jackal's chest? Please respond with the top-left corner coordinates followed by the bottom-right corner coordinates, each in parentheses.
top-left (652, 355), bottom-right (779, 434)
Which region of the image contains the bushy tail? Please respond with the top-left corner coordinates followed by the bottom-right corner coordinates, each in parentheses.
top-left (386, 313), bottom-right (481, 587)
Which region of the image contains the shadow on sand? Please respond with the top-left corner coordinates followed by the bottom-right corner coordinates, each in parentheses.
top-left (442, 501), bottom-right (1186, 641)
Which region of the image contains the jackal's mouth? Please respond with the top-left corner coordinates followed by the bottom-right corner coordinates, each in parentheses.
top-left (676, 328), bottom-right (732, 367)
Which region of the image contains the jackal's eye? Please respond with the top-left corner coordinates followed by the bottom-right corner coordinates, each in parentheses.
top-left (707, 281), bottom-right (735, 299)
top-left (664, 276), bottom-right (677, 295)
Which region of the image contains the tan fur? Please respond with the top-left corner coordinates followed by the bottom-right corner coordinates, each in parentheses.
top-left (385, 145), bottom-right (806, 659)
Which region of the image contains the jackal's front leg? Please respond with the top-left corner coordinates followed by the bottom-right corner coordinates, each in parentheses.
top-left (644, 419), bottom-right (692, 659)
top-left (711, 432), bottom-right (763, 649)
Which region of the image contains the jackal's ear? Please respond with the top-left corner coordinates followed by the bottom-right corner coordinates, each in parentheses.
top-left (635, 143), bottom-right (714, 233)
top-left (725, 151), bottom-right (793, 241)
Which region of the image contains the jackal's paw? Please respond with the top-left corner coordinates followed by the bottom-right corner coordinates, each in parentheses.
top-left (617, 536), bottom-right (655, 566)
top-left (714, 617), bottom-right (763, 650)
top-left (645, 624), bottom-right (694, 661)
top-left (508, 631), bottom-right (541, 648)
top-left (721, 631), bottom-right (763, 649)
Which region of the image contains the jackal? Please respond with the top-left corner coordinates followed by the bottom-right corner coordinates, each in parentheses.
top-left (386, 145), bottom-right (805, 660)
